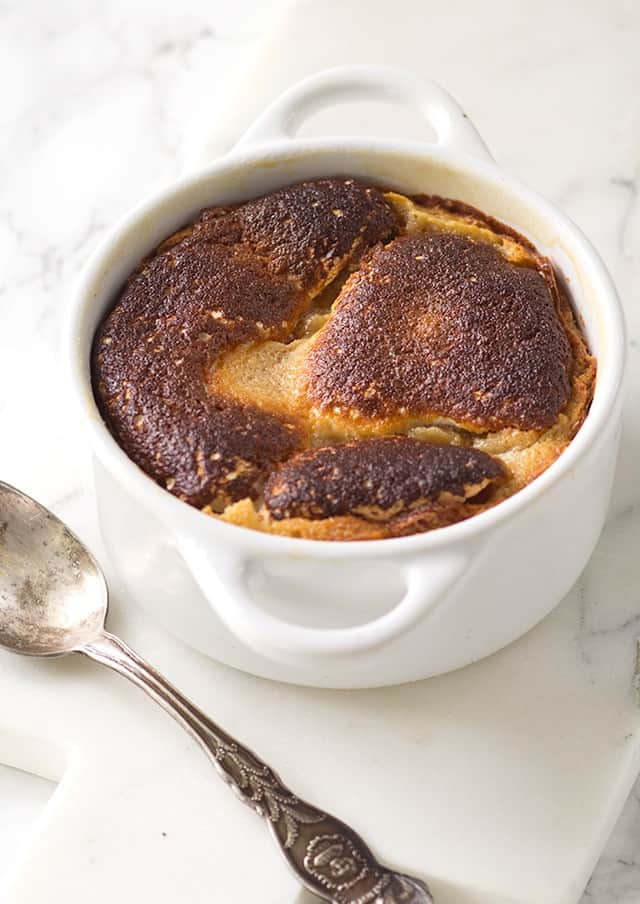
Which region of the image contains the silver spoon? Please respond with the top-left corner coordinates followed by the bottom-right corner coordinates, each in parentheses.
top-left (0, 481), bottom-right (433, 904)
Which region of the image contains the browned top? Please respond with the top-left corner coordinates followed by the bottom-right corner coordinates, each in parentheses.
top-left (189, 178), bottom-right (398, 289)
top-left (265, 437), bottom-right (505, 521)
top-left (305, 231), bottom-right (573, 431)
top-left (93, 179), bottom-right (398, 508)
top-left (93, 179), bottom-right (595, 540)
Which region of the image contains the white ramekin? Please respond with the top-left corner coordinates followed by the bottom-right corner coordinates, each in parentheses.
top-left (67, 66), bottom-right (625, 689)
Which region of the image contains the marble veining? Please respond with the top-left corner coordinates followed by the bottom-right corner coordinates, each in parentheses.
top-left (0, 1), bottom-right (639, 902)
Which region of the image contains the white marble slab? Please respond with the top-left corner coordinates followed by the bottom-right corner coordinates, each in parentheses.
top-left (0, 767), bottom-right (55, 881)
top-left (0, 1), bottom-right (639, 902)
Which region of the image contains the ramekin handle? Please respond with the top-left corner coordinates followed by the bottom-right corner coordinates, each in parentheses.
top-left (234, 64), bottom-right (493, 161)
top-left (177, 540), bottom-right (475, 665)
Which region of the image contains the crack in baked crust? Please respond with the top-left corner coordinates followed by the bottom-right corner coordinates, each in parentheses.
top-left (92, 179), bottom-right (595, 540)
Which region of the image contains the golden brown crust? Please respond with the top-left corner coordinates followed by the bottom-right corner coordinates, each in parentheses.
top-left (93, 179), bottom-right (596, 541)
top-left (304, 231), bottom-right (573, 431)
top-left (93, 179), bottom-right (398, 508)
top-left (264, 436), bottom-right (504, 521)
top-left (212, 494), bottom-right (495, 541)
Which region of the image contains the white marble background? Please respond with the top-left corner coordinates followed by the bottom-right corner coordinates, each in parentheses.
top-left (0, 0), bottom-right (639, 901)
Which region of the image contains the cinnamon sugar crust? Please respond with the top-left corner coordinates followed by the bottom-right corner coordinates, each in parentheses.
top-left (305, 232), bottom-right (573, 431)
top-left (264, 436), bottom-right (504, 521)
top-left (93, 179), bottom-right (596, 540)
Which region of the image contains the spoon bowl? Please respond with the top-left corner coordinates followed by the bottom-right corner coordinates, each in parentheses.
top-left (0, 481), bottom-right (107, 656)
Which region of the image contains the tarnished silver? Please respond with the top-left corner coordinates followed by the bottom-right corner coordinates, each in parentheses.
top-left (0, 481), bottom-right (433, 903)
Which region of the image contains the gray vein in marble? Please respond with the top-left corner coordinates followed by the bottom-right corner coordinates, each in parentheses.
top-left (633, 639), bottom-right (640, 708)
top-left (610, 176), bottom-right (639, 261)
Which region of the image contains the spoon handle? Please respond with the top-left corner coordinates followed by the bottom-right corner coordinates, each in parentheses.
top-left (82, 631), bottom-right (432, 904)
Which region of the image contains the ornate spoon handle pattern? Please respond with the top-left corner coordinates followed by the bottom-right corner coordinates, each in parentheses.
top-left (84, 632), bottom-right (433, 904)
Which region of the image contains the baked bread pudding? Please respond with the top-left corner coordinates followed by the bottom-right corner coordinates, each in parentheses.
top-left (93, 179), bottom-right (595, 540)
